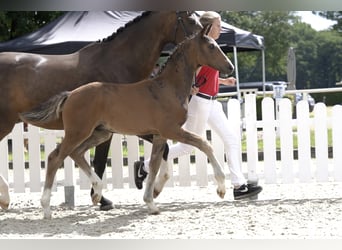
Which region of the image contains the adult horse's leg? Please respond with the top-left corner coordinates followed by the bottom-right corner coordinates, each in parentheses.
top-left (164, 128), bottom-right (226, 199)
top-left (0, 174), bottom-right (10, 210)
top-left (92, 138), bottom-right (114, 210)
top-left (0, 118), bottom-right (17, 210)
top-left (143, 135), bottom-right (166, 214)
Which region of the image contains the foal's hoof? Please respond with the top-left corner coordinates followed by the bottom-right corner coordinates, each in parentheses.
top-left (216, 188), bottom-right (226, 199)
top-left (153, 189), bottom-right (161, 199)
top-left (99, 196), bottom-right (114, 211)
top-left (0, 201), bottom-right (9, 210)
top-left (149, 208), bottom-right (160, 215)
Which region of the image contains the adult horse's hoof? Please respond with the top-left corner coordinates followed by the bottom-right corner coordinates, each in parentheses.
top-left (99, 196), bottom-right (114, 211)
top-left (91, 193), bottom-right (102, 205)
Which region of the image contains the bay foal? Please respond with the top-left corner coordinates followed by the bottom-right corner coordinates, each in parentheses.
top-left (20, 25), bottom-right (234, 218)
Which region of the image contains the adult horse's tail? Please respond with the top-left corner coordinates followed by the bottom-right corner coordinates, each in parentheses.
top-left (20, 91), bottom-right (70, 124)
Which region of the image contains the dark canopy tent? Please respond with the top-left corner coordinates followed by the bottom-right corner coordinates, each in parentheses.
top-left (0, 11), bottom-right (144, 54)
top-left (0, 11), bottom-right (265, 98)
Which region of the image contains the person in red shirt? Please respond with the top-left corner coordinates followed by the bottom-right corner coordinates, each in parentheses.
top-left (134, 11), bottom-right (262, 200)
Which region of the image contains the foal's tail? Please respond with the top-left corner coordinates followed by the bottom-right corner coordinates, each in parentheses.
top-left (20, 91), bottom-right (70, 124)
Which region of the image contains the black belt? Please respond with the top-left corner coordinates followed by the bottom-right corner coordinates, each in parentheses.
top-left (196, 93), bottom-right (217, 100)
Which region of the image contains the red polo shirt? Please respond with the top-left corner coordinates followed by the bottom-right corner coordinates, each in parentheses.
top-left (196, 66), bottom-right (219, 96)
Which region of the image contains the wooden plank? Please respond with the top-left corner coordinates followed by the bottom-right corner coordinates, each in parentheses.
top-left (43, 130), bottom-right (58, 191)
top-left (296, 100), bottom-right (312, 182)
top-left (195, 148), bottom-right (208, 186)
top-left (227, 98), bottom-right (242, 160)
top-left (262, 97), bottom-right (277, 183)
top-left (178, 154), bottom-right (191, 187)
top-left (111, 134), bottom-right (124, 188)
top-left (244, 94), bottom-right (258, 182)
top-left (27, 125), bottom-right (42, 192)
top-left (279, 98), bottom-right (294, 183)
top-left (332, 105), bottom-right (342, 181)
top-left (12, 124), bottom-right (25, 192)
top-left (0, 135), bottom-right (9, 181)
top-left (314, 103), bottom-right (329, 182)
top-left (126, 135), bottom-right (139, 188)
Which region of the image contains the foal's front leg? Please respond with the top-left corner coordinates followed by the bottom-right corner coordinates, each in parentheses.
top-left (143, 135), bottom-right (166, 214)
top-left (164, 128), bottom-right (226, 199)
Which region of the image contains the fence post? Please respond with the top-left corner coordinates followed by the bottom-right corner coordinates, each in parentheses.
top-left (314, 103), bottom-right (329, 182)
top-left (262, 97), bottom-right (277, 183)
top-left (279, 98), bottom-right (294, 183)
top-left (126, 135), bottom-right (139, 188)
top-left (244, 94), bottom-right (258, 182)
top-left (12, 124), bottom-right (25, 192)
top-left (0, 136), bottom-right (9, 182)
top-left (296, 100), bottom-right (312, 182)
top-left (332, 105), bottom-right (342, 181)
top-left (27, 125), bottom-right (42, 192)
top-left (111, 134), bottom-right (124, 188)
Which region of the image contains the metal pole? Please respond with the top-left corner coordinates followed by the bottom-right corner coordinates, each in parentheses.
top-left (233, 46), bottom-right (241, 102)
top-left (262, 49), bottom-right (266, 97)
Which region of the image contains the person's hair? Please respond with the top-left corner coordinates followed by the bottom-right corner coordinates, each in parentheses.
top-left (199, 11), bottom-right (221, 26)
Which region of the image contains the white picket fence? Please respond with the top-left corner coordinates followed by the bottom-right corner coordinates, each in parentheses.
top-left (1, 94), bottom-right (342, 194)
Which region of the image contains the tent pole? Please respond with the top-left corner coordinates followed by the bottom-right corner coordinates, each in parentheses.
top-left (262, 48), bottom-right (266, 97)
top-left (233, 46), bottom-right (241, 102)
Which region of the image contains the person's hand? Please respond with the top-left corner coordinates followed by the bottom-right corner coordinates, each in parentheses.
top-left (191, 86), bottom-right (199, 95)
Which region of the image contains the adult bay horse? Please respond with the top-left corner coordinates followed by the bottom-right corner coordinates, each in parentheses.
top-left (20, 24), bottom-right (234, 218)
top-left (0, 11), bottom-right (202, 210)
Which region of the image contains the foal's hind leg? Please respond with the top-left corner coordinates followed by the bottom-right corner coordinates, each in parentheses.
top-left (144, 135), bottom-right (166, 214)
top-left (41, 131), bottom-right (94, 219)
top-left (41, 144), bottom-right (67, 219)
top-left (92, 137), bottom-right (114, 210)
top-left (153, 159), bottom-right (171, 198)
top-left (70, 152), bottom-right (103, 206)
top-left (70, 130), bottom-right (113, 206)
top-left (163, 128), bottom-right (226, 199)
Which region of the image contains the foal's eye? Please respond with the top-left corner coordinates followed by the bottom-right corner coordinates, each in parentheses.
top-left (209, 44), bottom-right (215, 50)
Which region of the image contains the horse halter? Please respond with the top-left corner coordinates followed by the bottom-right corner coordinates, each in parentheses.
top-left (174, 11), bottom-right (194, 42)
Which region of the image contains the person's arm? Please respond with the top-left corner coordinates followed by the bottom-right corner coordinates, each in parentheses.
top-left (219, 76), bottom-right (236, 86)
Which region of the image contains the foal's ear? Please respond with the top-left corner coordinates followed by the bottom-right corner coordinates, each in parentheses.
top-left (201, 24), bottom-right (212, 37)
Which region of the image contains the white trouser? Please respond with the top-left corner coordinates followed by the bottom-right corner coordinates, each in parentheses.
top-left (145, 95), bottom-right (246, 187)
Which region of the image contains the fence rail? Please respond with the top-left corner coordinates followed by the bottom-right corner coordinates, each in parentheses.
top-left (1, 94), bottom-right (342, 194)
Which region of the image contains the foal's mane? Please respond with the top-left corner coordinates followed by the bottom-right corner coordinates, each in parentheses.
top-left (98, 11), bottom-right (152, 43)
top-left (157, 33), bottom-right (197, 76)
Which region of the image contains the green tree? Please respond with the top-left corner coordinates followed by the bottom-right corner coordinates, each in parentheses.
top-left (314, 11), bottom-right (342, 32)
top-left (289, 22), bottom-right (342, 89)
top-left (0, 11), bottom-right (65, 42)
top-left (220, 11), bottom-right (298, 82)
